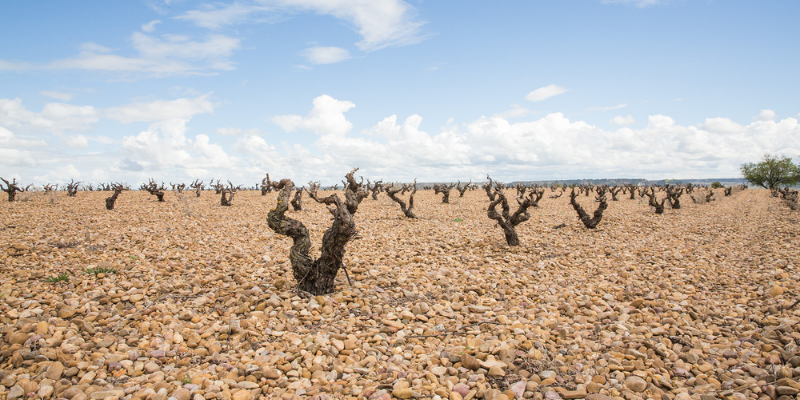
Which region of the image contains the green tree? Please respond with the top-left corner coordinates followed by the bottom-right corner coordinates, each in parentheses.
top-left (740, 154), bottom-right (800, 189)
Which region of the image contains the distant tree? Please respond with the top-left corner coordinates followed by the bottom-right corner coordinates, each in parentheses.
top-left (711, 182), bottom-right (724, 189)
top-left (740, 154), bottom-right (800, 189)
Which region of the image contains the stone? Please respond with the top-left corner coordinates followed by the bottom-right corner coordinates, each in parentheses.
top-left (38, 385), bottom-right (55, 399)
top-left (89, 389), bottom-right (125, 399)
top-left (452, 383), bottom-right (470, 397)
top-left (8, 385), bottom-right (25, 400)
top-left (8, 332), bottom-right (29, 345)
top-left (624, 376), bottom-right (647, 392)
top-left (509, 381), bottom-right (527, 399)
top-left (461, 353), bottom-right (480, 370)
top-left (776, 386), bottom-right (799, 396)
top-left (173, 388), bottom-right (192, 400)
top-left (58, 306), bottom-right (76, 319)
top-left (392, 388), bottom-right (413, 399)
top-left (36, 321), bottom-right (49, 335)
top-left (586, 395), bottom-right (614, 400)
top-left (544, 391), bottom-right (562, 400)
top-left (263, 368), bottom-right (281, 379)
top-left (46, 361), bottom-right (65, 380)
top-left (231, 390), bottom-right (251, 400)
top-left (561, 390), bottom-right (587, 399)
top-left (144, 361), bottom-right (160, 373)
top-left (769, 286), bottom-right (785, 297)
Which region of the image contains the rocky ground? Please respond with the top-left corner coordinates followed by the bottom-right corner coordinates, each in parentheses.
top-left (1, 187), bottom-right (799, 400)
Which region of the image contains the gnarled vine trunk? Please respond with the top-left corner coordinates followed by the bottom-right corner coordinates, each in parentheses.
top-left (267, 169), bottom-right (366, 295)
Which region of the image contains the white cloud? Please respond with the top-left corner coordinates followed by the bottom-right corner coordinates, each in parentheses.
top-left (179, 0), bottom-right (426, 51)
top-left (142, 20), bottom-right (162, 32)
top-left (104, 95), bottom-right (216, 123)
top-left (279, 0), bottom-right (426, 51)
top-left (131, 33), bottom-right (239, 68)
top-left (216, 127), bottom-right (265, 136)
top-left (272, 95), bottom-right (355, 135)
top-left (0, 127), bottom-right (37, 168)
top-left (525, 84), bottom-right (567, 102)
top-left (301, 46), bottom-right (351, 64)
top-left (121, 119), bottom-right (239, 175)
top-left (175, 3), bottom-right (273, 29)
top-left (40, 91), bottom-right (74, 101)
top-left (610, 115), bottom-right (636, 126)
top-left (0, 98), bottom-right (99, 133)
top-left (698, 117), bottom-right (744, 134)
top-left (64, 134), bottom-right (89, 149)
top-left (493, 105), bottom-right (530, 119)
top-left (753, 109), bottom-right (777, 122)
top-left (2, 32), bottom-right (240, 78)
top-left (589, 103), bottom-right (627, 111)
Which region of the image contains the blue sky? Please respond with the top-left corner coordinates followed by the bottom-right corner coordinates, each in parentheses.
top-left (1, 0), bottom-right (799, 185)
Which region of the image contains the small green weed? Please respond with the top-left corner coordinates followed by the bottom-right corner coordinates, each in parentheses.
top-left (129, 255), bottom-right (138, 260)
top-left (86, 266), bottom-right (116, 275)
top-left (453, 217), bottom-right (463, 222)
top-left (182, 374), bottom-right (191, 385)
top-left (45, 272), bottom-right (70, 283)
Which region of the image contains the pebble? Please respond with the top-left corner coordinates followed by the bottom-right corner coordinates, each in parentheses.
top-left (1, 190), bottom-right (797, 400)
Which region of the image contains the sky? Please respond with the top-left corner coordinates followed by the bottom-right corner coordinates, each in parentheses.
top-left (1, 0), bottom-right (799, 185)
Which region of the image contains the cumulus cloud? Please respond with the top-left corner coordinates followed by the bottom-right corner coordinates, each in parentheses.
top-left (753, 109), bottom-right (777, 122)
top-left (121, 119), bottom-right (239, 175)
top-left (0, 98), bottom-right (99, 133)
top-left (40, 91), bottom-right (74, 101)
top-left (104, 95), bottom-right (216, 123)
top-left (301, 46), bottom-right (351, 64)
top-left (610, 115), bottom-right (636, 126)
top-left (698, 117), bottom-right (744, 134)
top-left (142, 20), bottom-right (162, 32)
top-left (525, 84), bottom-right (567, 102)
top-left (492, 105), bottom-right (531, 119)
top-left (272, 95), bottom-right (355, 136)
top-left (216, 127), bottom-right (265, 136)
top-left (64, 134), bottom-right (89, 149)
top-left (0, 127), bottom-right (38, 168)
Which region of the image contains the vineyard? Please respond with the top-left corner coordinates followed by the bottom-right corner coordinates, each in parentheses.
top-left (1, 179), bottom-right (799, 400)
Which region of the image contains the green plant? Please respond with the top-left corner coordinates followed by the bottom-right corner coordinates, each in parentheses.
top-left (86, 266), bottom-right (116, 276)
top-left (711, 182), bottom-right (724, 189)
top-left (453, 217), bottom-right (463, 222)
top-left (741, 154), bottom-right (800, 189)
top-left (182, 374), bottom-right (191, 385)
top-left (129, 255), bottom-right (138, 260)
top-left (45, 272), bottom-right (70, 283)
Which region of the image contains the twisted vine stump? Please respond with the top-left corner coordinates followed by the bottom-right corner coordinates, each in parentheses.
top-left (486, 180), bottom-right (538, 246)
top-left (66, 179), bottom-right (80, 197)
top-left (434, 183), bottom-right (455, 203)
top-left (456, 180), bottom-right (471, 197)
top-left (385, 180), bottom-right (417, 218)
top-left (267, 168), bottom-right (367, 295)
top-left (569, 188), bottom-right (607, 229)
top-left (0, 177), bottom-right (23, 202)
top-left (105, 185), bottom-right (123, 210)
top-left (645, 187), bottom-right (666, 214)
top-left (261, 174), bottom-right (272, 196)
top-left (291, 187), bottom-right (303, 211)
top-left (666, 185), bottom-right (683, 209)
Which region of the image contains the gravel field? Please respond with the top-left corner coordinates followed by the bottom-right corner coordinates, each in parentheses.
top-left (1, 187), bottom-right (799, 400)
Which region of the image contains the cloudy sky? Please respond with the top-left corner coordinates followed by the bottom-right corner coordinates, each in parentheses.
top-left (1, 0), bottom-right (799, 185)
